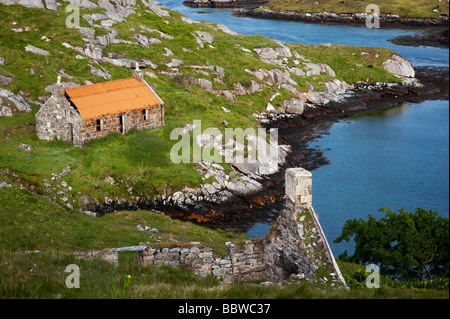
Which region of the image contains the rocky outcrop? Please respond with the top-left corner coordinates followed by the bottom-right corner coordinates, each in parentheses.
top-left (0, 105), bottom-right (13, 117)
top-left (382, 55), bottom-right (415, 78)
top-left (214, 23), bottom-right (240, 36)
top-left (142, 0), bottom-right (170, 17)
top-left (0, 88), bottom-right (32, 113)
top-left (242, 7), bottom-right (449, 27)
top-left (0, 74), bottom-right (12, 86)
top-left (0, 0), bottom-right (59, 10)
top-left (183, 0), bottom-right (267, 8)
top-left (44, 0), bottom-right (57, 10)
top-left (2, 0), bottom-right (44, 9)
top-left (192, 31), bottom-right (215, 48)
top-left (63, 0), bottom-right (98, 9)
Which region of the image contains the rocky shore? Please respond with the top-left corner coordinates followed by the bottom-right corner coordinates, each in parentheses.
top-left (389, 27), bottom-right (449, 49)
top-left (79, 68), bottom-right (445, 234)
top-left (183, 0), bottom-right (267, 8)
top-left (2, 0), bottom-right (447, 235)
top-left (237, 7), bottom-right (449, 27)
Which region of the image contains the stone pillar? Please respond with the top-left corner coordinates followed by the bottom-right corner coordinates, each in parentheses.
top-left (285, 167), bottom-right (312, 209)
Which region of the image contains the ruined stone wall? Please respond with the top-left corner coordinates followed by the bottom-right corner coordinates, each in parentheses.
top-left (138, 240), bottom-right (264, 284)
top-left (81, 168), bottom-right (343, 286)
top-left (136, 168), bottom-right (346, 287)
top-left (263, 168), bottom-right (346, 286)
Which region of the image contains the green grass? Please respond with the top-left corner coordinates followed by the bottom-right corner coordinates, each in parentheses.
top-left (0, 182), bottom-right (448, 299)
top-left (2, 2), bottom-right (442, 299)
top-left (291, 44), bottom-right (400, 84)
top-left (263, 0), bottom-right (449, 19)
top-left (1, 250), bottom-right (448, 299)
top-left (0, 2), bottom-right (406, 206)
top-left (0, 180), bottom-right (246, 254)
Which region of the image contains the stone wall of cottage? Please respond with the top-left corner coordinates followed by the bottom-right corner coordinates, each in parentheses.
top-left (35, 93), bottom-right (84, 146)
top-left (36, 76), bottom-right (164, 147)
top-left (79, 104), bottom-right (164, 146)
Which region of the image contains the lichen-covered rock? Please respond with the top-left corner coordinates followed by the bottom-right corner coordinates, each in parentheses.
top-left (18, 0), bottom-right (45, 8)
top-left (195, 31), bottom-right (215, 45)
top-left (198, 78), bottom-right (213, 91)
top-left (382, 55), bottom-right (415, 78)
top-left (0, 105), bottom-right (13, 117)
top-left (63, 0), bottom-right (98, 9)
top-left (142, 0), bottom-right (169, 17)
top-left (25, 44), bottom-right (50, 56)
top-left (283, 98), bottom-right (304, 114)
top-left (166, 58), bottom-right (184, 68)
top-left (0, 74), bottom-right (13, 86)
top-left (0, 88), bottom-right (32, 112)
top-left (44, 0), bottom-right (57, 10)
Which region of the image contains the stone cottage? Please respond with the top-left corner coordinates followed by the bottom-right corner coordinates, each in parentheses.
top-left (35, 65), bottom-right (164, 146)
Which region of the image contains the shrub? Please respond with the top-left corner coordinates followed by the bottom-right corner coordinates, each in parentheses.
top-left (335, 207), bottom-right (449, 281)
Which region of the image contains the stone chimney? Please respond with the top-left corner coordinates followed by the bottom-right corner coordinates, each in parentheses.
top-left (132, 62), bottom-right (144, 81)
top-left (51, 75), bottom-right (64, 97)
top-left (285, 167), bottom-right (312, 210)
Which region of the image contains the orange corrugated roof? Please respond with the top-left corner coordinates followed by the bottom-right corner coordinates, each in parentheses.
top-left (65, 77), bottom-right (162, 121)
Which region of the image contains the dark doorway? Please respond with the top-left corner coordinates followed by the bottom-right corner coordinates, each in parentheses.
top-left (68, 123), bottom-right (73, 142)
top-left (119, 115), bottom-right (125, 133)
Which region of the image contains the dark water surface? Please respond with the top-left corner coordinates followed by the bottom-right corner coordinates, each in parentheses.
top-left (160, 1), bottom-right (449, 255)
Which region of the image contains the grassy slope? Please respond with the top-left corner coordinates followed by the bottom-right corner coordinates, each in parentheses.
top-left (0, 182), bottom-right (447, 298)
top-left (2, 2), bottom-right (446, 299)
top-left (0, 2), bottom-right (401, 205)
top-left (263, 0), bottom-right (450, 19)
top-left (0, 177), bottom-right (246, 255)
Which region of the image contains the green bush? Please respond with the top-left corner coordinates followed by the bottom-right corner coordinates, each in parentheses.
top-left (336, 207), bottom-right (449, 282)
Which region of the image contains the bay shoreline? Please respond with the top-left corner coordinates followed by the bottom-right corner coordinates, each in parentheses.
top-left (89, 65), bottom-right (448, 234)
top-left (239, 7), bottom-right (449, 28)
top-left (81, 2), bottom-right (449, 233)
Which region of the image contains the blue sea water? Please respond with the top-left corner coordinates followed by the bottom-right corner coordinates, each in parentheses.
top-left (159, 1), bottom-right (449, 255)
top-left (160, 1), bottom-right (449, 67)
top-left (312, 100), bottom-right (449, 255)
